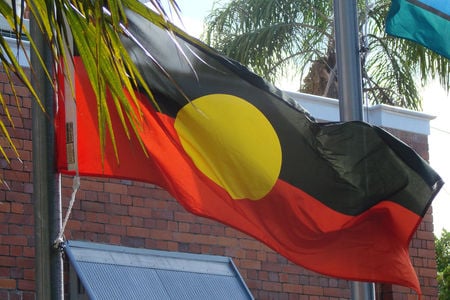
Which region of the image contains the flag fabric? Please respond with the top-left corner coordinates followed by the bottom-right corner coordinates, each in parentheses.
top-left (386, 0), bottom-right (450, 59)
top-left (56, 9), bottom-right (443, 294)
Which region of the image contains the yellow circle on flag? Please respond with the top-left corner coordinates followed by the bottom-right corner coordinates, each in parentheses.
top-left (174, 94), bottom-right (282, 200)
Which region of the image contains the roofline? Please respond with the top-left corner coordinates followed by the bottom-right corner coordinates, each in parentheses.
top-left (286, 91), bottom-right (434, 135)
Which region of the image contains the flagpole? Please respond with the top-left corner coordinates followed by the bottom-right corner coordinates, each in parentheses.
top-left (31, 13), bottom-right (64, 300)
top-left (332, 1), bottom-right (375, 299)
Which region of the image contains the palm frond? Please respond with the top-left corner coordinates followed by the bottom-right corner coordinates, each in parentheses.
top-left (0, 0), bottom-right (180, 176)
top-left (204, 0), bottom-right (334, 82)
top-left (204, 0), bottom-right (450, 111)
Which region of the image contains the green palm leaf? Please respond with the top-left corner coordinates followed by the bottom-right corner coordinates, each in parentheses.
top-left (0, 0), bottom-right (180, 178)
top-left (204, 0), bottom-right (450, 110)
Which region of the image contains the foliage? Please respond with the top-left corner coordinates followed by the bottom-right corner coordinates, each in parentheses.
top-left (0, 0), bottom-right (179, 171)
top-left (436, 229), bottom-right (450, 300)
top-left (204, 0), bottom-right (450, 110)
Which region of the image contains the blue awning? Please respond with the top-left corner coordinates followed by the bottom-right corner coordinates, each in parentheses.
top-left (64, 240), bottom-right (254, 300)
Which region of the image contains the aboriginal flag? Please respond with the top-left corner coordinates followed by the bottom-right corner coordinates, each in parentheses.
top-left (56, 8), bottom-right (443, 294)
top-left (386, 0), bottom-right (450, 59)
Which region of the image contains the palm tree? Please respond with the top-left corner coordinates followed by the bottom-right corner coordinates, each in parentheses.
top-left (203, 0), bottom-right (450, 110)
top-left (0, 0), bottom-right (179, 173)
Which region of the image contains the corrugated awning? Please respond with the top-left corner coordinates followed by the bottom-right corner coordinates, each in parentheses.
top-left (64, 240), bottom-right (254, 300)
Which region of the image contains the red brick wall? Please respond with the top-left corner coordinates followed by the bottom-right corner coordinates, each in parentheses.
top-left (0, 71), bottom-right (438, 299)
top-left (0, 70), bottom-right (35, 300)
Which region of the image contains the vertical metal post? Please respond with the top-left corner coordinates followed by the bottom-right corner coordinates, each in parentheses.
top-left (333, 0), bottom-right (363, 121)
top-left (31, 12), bottom-right (63, 300)
top-left (332, 1), bottom-right (375, 299)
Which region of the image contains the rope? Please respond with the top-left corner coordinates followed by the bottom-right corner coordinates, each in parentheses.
top-left (53, 174), bottom-right (80, 249)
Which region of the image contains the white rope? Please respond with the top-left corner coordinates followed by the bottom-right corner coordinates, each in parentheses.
top-left (53, 174), bottom-right (80, 249)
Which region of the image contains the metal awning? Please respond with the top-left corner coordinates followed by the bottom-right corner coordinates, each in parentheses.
top-left (64, 240), bottom-right (254, 300)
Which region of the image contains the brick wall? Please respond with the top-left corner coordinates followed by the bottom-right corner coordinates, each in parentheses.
top-left (0, 69), bottom-right (35, 300)
top-left (0, 70), bottom-right (439, 299)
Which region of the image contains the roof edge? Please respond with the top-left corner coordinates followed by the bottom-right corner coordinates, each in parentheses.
top-left (285, 91), bottom-right (434, 135)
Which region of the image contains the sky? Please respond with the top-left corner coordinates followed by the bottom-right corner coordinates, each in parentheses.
top-left (168, 0), bottom-right (449, 237)
top-left (422, 83), bottom-right (450, 237)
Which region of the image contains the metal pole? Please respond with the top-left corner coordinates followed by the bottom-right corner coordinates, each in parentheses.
top-left (351, 282), bottom-right (375, 300)
top-left (31, 12), bottom-right (63, 300)
top-left (332, 1), bottom-right (375, 299)
top-left (333, 0), bottom-right (363, 121)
